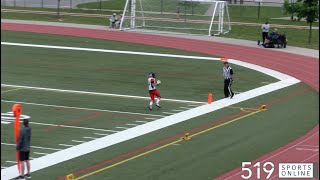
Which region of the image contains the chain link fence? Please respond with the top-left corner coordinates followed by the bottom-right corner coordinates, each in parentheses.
top-left (1, 0), bottom-right (295, 20)
top-left (1, 0), bottom-right (107, 9)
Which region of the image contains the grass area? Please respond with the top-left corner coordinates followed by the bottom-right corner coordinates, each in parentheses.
top-left (10, 82), bottom-right (318, 180)
top-left (1, 30), bottom-right (318, 180)
top-left (77, 0), bottom-right (126, 10)
top-left (1, 31), bottom-right (277, 101)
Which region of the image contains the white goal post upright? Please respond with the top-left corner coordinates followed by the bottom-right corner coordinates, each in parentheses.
top-left (120, 0), bottom-right (231, 35)
top-left (120, 0), bottom-right (145, 30)
top-left (208, 1), bottom-right (231, 36)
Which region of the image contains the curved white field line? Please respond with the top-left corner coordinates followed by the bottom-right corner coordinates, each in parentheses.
top-left (1, 42), bottom-right (300, 180)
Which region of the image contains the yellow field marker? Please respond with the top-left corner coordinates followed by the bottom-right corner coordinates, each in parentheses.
top-left (1, 88), bottom-right (23, 94)
top-left (66, 173), bottom-right (75, 180)
top-left (74, 109), bottom-right (264, 180)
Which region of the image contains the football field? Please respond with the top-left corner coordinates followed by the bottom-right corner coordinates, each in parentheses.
top-left (1, 31), bottom-right (318, 180)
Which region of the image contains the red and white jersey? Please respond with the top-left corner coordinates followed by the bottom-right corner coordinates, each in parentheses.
top-left (148, 77), bottom-right (156, 91)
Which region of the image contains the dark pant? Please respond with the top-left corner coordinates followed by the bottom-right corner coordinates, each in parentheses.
top-left (20, 151), bottom-right (30, 161)
top-left (262, 32), bottom-right (268, 43)
top-left (224, 79), bottom-right (234, 97)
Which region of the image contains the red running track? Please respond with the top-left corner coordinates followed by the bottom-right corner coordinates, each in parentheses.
top-left (2, 23), bottom-right (319, 179)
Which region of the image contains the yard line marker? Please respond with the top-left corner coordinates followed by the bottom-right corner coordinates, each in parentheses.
top-left (125, 124), bottom-right (138, 126)
top-left (94, 133), bottom-right (109, 136)
top-left (33, 152), bottom-right (49, 155)
top-left (1, 119), bottom-right (116, 132)
top-left (179, 107), bottom-right (192, 109)
top-left (1, 83), bottom-right (204, 104)
top-left (298, 145), bottom-right (319, 148)
top-left (59, 144), bottom-right (74, 147)
top-left (72, 140), bottom-right (86, 143)
top-left (5, 161), bottom-right (16, 164)
top-left (233, 91), bottom-right (243, 94)
top-left (1, 143), bottom-right (62, 151)
top-left (83, 137), bottom-right (97, 140)
top-left (172, 109), bottom-right (184, 112)
top-left (295, 148), bottom-right (318, 152)
top-left (135, 121), bottom-right (148, 123)
top-left (229, 106), bottom-right (259, 111)
top-left (115, 127), bottom-right (129, 130)
top-left (0, 121), bottom-right (11, 124)
top-left (1, 100), bottom-right (164, 117)
top-left (187, 104), bottom-right (201, 107)
top-left (1, 87), bottom-right (23, 94)
top-left (162, 112), bottom-right (176, 115)
top-left (144, 117), bottom-right (158, 120)
top-left (102, 130), bottom-right (119, 133)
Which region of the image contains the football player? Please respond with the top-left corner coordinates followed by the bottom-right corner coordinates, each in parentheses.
top-left (147, 72), bottom-right (161, 110)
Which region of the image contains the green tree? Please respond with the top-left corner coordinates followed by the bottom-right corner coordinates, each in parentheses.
top-left (284, 0), bottom-right (319, 44)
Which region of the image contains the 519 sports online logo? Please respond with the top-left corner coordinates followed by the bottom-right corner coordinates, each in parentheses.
top-left (241, 162), bottom-right (318, 179)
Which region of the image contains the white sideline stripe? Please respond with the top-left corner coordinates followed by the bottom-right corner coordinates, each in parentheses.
top-left (1, 143), bottom-right (62, 151)
top-left (5, 161), bottom-right (16, 164)
top-left (1, 42), bottom-right (222, 61)
top-left (83, 137), bottom-right (97, 140)
top-left (135, 120), bottom-right (148, 123)
top-left (125, 123), bottom-right (138, 126)
top-left (0, 44), bottom-right (301, 179)
top-left (93, 133), bottom-right (109, 136)
top-left (33, 152), bottom-right (49, 155)
top-left (72, 140), bottom-right (86, 143)
top-left (1, 100), bottom-right (164, 118)
top-left (172, 109), bottom-right (185, 112)
top-left (0, 118), bottom-right (117, 132)
top-left (162, 112), bottom-right (176, 115)
top-left (0, 83), bottom-right (204, 104)
top-left (59, 144), bottom-right (74, 147)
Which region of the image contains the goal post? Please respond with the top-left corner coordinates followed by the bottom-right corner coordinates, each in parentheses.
top-left (208, 1), bottom-right (231, 35)
top-left (120, 0), bottom-right (231, 36)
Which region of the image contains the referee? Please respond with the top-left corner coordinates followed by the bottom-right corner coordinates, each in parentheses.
top-left (223, 61), bottom-right (235, 98)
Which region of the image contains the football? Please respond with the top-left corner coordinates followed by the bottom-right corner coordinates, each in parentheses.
top-left (157, 80), bottom-right (161, 84)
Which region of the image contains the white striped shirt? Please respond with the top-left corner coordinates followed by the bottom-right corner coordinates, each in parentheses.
top-left (223, 66), bottom-right (233, 80)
